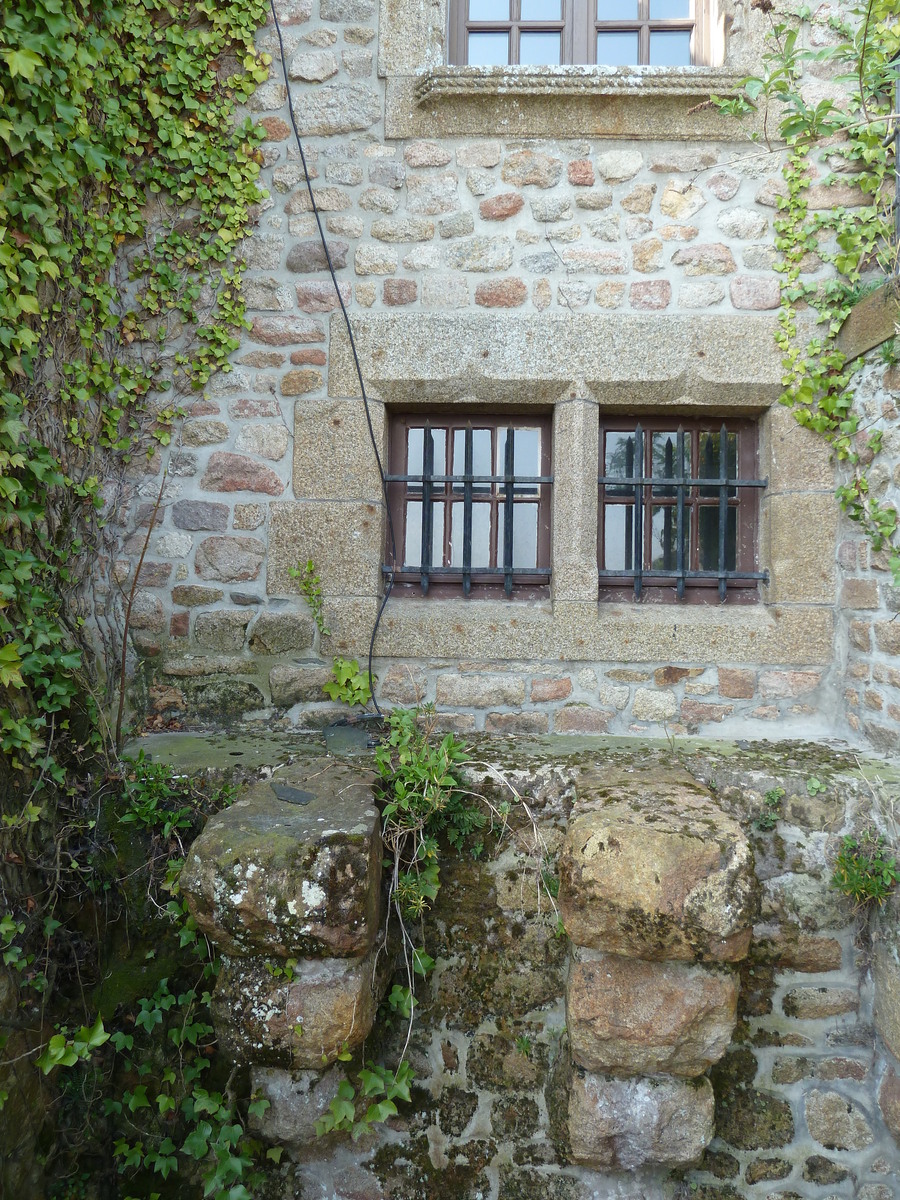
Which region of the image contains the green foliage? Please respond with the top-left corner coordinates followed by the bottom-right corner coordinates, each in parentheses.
top-left (714, 0), bottom-right (899, 580)
top-left (806, 775), bottom-right (826, 796)
top-left (314, 1060), bottom-right (414, 1141)
top-left (832, 830), bottom-right (900, 907)
top-left (0, 0), bottom-right (269, 791)
top-left (118, 751), bottom-right (235, 840)
top-left (36, 1016), bottom-right (109, 1076)
top-left (289, 559), bottom-right (331, 637)
top-left (107, 975), bottom-right (270, 1199)
top-left (755, 786), bottom-right (785, 831)
top-left (514, 1034), bottom-right (533, 1057)
top-left (323, 658), bottom-right (374, 709)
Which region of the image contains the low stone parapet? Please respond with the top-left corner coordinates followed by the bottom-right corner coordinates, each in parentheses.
top-left (179, 756), bottom-right (387, 1069)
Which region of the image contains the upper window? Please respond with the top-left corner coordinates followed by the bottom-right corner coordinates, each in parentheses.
top-left (386, 414), bottom-right (552, 597)
top-left (598, 418), bottom-right (766, 603)
top-left (449, 0), bottom-right (705, 66)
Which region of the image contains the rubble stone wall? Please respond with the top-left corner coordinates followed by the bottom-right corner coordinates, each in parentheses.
top-left (174, 739), bottom-right (900, 1200)
top-left (109, 0), bottom-right (892, 748)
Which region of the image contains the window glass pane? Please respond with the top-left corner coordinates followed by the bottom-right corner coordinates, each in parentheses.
top-left (469, 0), bottom-right (509, 18)
top-left (512, 504), bottom-right (538, 568)
top-left (604, 431), bottom-right (638, 496)
top-left (409, 426), bottom-right (446, 482)
top-left (473, 428), bottom-right (493, 492)
top-left (597, 0), bottom-right (638, 17)
top-left (603, 504), bottom-right (631, 570)
top-left (648, 29), bottom-right (692, 64)
top-left (519, 31), bottom-right (561, 63)
top-left (698, 431), bottom-right (737, 497)
top-left (651, 431), bottom-right (687, 497)
top-left (649, 0), bottom-right (689, 16)
top-left (650, 505), bottom-right (686, 571)
top-left (521, 0), bottom-right (561, 17)
top-left (507, 426), bottom-right (540, 494)
top-left (453, 428), bottom-right (491, 492)
top-left (404, 501), bottom-right (445, 568)
top-left (449, 502), bottom-right (491, 567)
top-left (467, 31), bottom-right (510, 63)
top-left (596, 30), bottom-right (639, 63)
top-left (699, 506), bottom-right (736, 572)
top-left (404, 500), bottom-right (421, 567)
top-left (407, 428), bottom-right (423, 490)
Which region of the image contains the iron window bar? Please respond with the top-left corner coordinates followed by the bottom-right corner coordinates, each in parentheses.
top-left (598, 421), bottom-right (768, 601)
top-left (385, 421), bottom-right (553, 597)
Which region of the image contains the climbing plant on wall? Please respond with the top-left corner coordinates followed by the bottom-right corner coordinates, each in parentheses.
top-left (0, 0), bottom-right (269, 809)
top-left (715, 0), bottom-right (899, 576)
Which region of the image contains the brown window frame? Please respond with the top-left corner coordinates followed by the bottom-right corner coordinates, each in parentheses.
top-left (386, 412), bottom-right (553, 599)
top-left (598, 417), bottom-right (766, 605)
top-left (449, 0), bottom-right (711, 66)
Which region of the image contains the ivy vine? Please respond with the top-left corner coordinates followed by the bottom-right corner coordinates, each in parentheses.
top-left (0, 0), bottom-right (270, 809)
top-left (715, 0), bottom-right (899, 579)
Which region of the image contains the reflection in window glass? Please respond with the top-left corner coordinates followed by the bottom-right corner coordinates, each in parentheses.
top-left (449, 502), bottom-right (492, 567)
top-left (521, 0), bottom-right (561, 18)
top-left (469, 0), bottom-right (509, 18)
top-left (597, 0), bottom-right (638, 17)
top-left (650, 505), bottom-right (687, 571)
top-left (651, 432), bottom-right (686, 497)
top-left (467, 31), bottom-right (510, 63)
top-left (519, 31), bottom-right (561, 63)
top-left (648, 29), bottom-right (691, 64)
top-left (699, 506), bottom-right (736, 571)
top-left (604, 432), bottom-right (637, 496)
top-left (648, 0), bottom-right (689, 16)
top-left (597, 30), bottom-right (639, 63)
top-left (512, 504), bottom-right (539, 568)
top-left (698, 431), bottom-right (737, 497)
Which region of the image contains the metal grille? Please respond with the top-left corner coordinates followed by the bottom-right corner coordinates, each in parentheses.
top-left (386, 419), bottom-right (553, 597)
top-left (598, 421), bottom-right (768, 602)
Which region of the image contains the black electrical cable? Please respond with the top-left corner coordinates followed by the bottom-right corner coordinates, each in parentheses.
top-left (268, 1), bottom-right (396, 717)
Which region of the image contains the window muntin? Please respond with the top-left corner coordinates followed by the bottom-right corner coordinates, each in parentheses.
top-left (387, 414), bottom-right (552, 597)
top-left (598, 419), bottom-right (766, 603)
top-left (450, 0), bottom-right (698, 65)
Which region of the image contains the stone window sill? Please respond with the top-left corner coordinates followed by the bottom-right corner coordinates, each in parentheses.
top-left (414, 64), bottom-right (743, 105)
top-left (384, 64), bottom-right (754, 140)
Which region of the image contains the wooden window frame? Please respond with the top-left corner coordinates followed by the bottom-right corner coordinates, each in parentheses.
top-left (385, 412), bottom-right (553, 599)
top-left (449, 0), bottom-right (714, 66)
top-left (598, 417), bottom-right (765, 605)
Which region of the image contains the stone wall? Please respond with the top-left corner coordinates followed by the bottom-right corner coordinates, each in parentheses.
top-left (834, 350), bottom-right (900, 753)
top-left (107, 0), bottom-right (889, 747)
top-left (173, 736), bottom-right (900, 1199)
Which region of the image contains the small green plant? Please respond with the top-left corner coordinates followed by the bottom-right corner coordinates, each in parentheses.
top-left (806, 776), bottom-right (826, 796)
top-left (289, 558), bottom-right (331, 637)
top-left (323, 658), bottom-right (374, 709)
top-left (832, 830), bottom-right (900, 908)
top-left (755, 786), bottom-right (786, 831)
top-left (514, 1034), bottom-right (533, 1057)
top-left (314, 1060), bottom-right (414, 1141)
top-left (119, 753), bottom-right (235, 841)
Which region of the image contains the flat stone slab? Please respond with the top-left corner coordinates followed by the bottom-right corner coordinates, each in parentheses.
top-left (835, 280), bottom-right (900, 361)
top-left (212, 947), bottom-right (385, 1068)
top-left (180, 757), bottom-right (381, 958)
top-left (558, 766), bottom-right (756, 962)
top-left (566, 1068), bottom-right (714, 1169)
top-left (567, 949), bottom-right (738, 1077)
